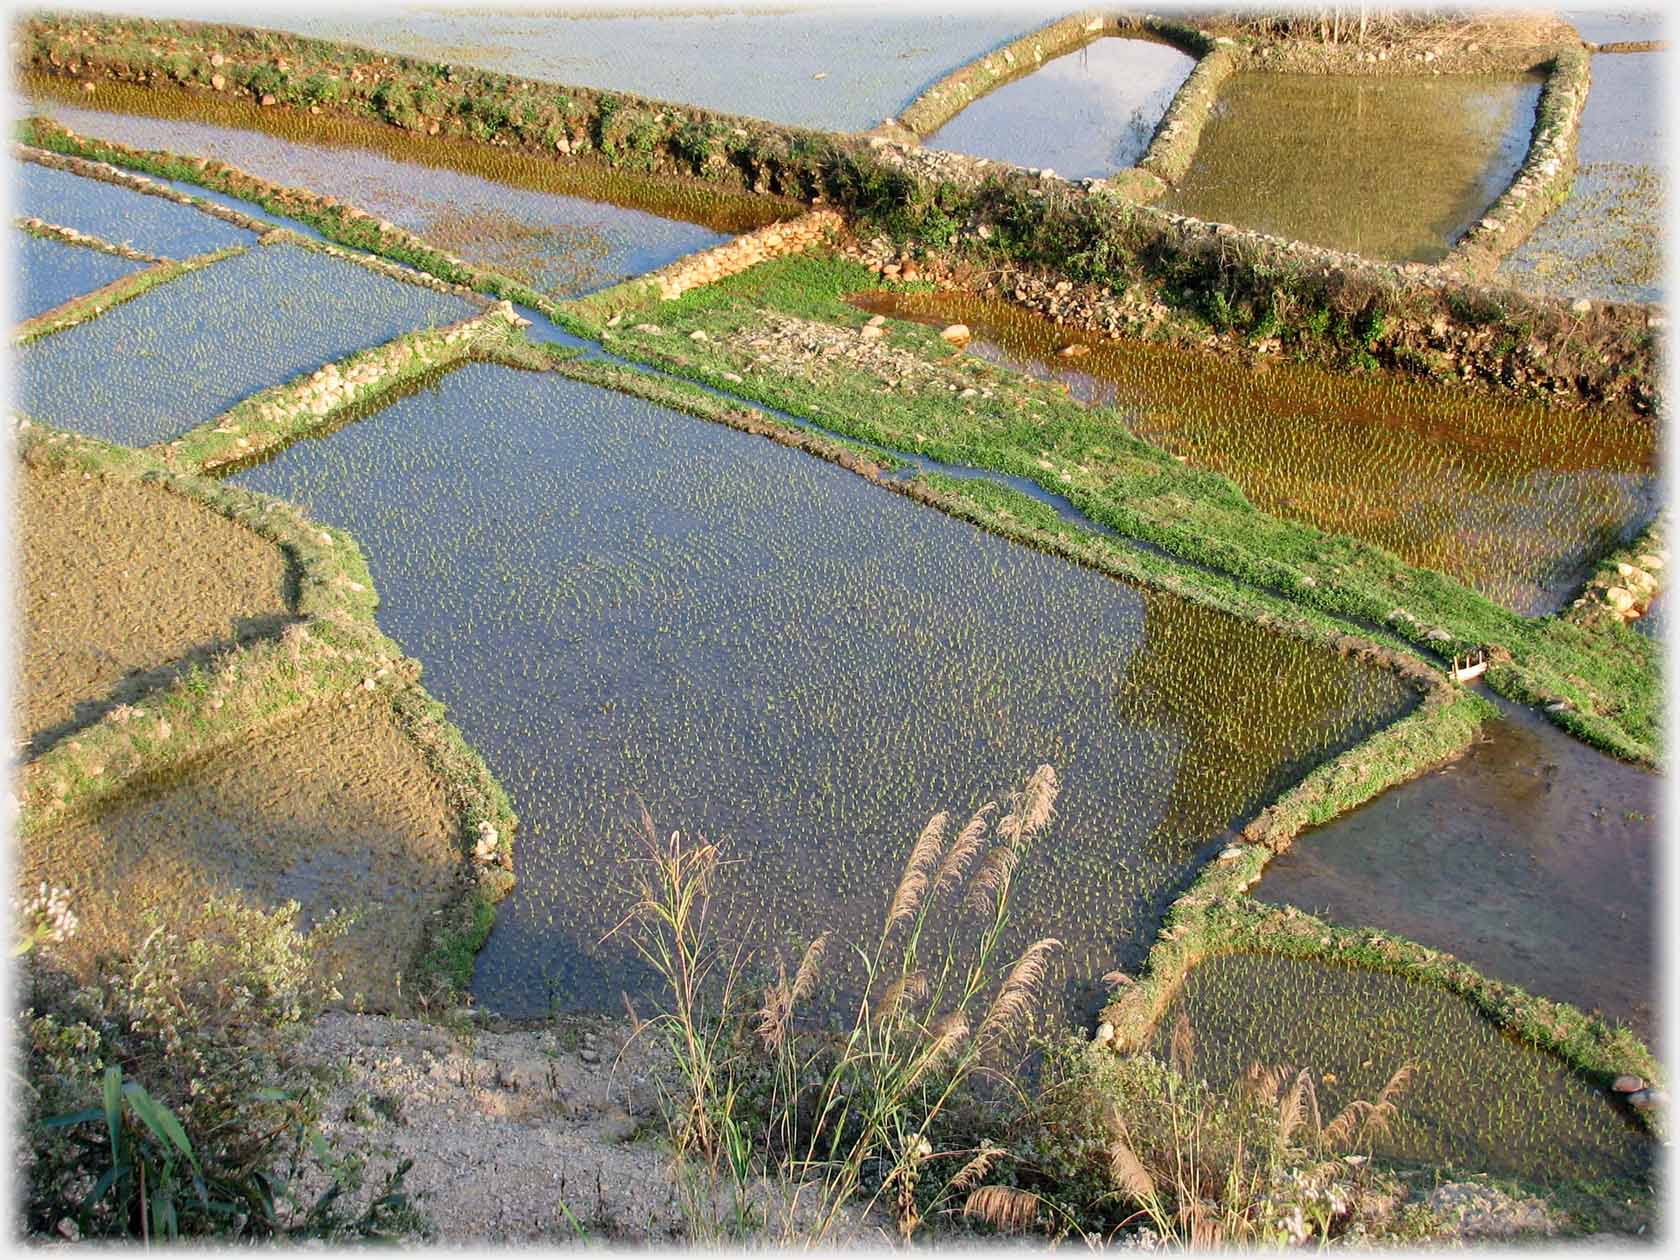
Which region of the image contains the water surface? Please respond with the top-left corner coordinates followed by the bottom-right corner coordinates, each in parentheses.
top-left (17, 158), bottom-right (254, 257)
top-left (1255, 695), bottom-right (1660, 1045)
top-left (28, 97), bottom-right (735, 300)
top-left (1499, 46), bottom-right (1665, 304)
top-left (1162, 72), bottom-right (1544, 262)
top-left (849, 289), bottom-right (1658, 615)
top-left (229, 362), bottom-right (1413, 1019)
top-left (213, 3), bottom-right (1043, 132)
top-left (922, 36), bottom-right (1196, 178)
top-left (13, 230), bottom-right (148, 320)
top-left (1159, 952), bottom-right (1649, 1183)
top-left (17, 242), bottom-right (475, 446)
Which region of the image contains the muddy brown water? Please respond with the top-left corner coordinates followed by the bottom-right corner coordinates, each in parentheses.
top-left (16, 461), bottom-right (294, 758)
top-left (1161, 71), bottom-right (1544, 263)
top-left (27, 77), bottom-right (781, 291)
top-left (847, 289), bottom-right (1658, 616)
top-left (23, 696), bottom-right (459, 1011)
top-left (1255, 694), bottom-right (1660, 1047)
top-left (922, 36), bottom-right (1196, 179)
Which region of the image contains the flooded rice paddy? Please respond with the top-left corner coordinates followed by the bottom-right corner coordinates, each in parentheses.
top-left (17, 155), bottom-right (255, 257)
top-left (239, 4), bottom-right (1039, 132)
top-left (921, 36), bottom-right (1196, 179)
top-left (1161, 72), bottom-right (1543, 263)
top-left (227, 362), bottom-right (1414, 1017)
top-left (29, 90), bottom-right (772, 293)
top-left (21, 696), bottom-right (460, 1011)
top-left (14, 230), bottom-right (149, 320)
top-left (1256, 695), bottom-right (1659, 1045)
top-left (1158, 953), bottom-right (1650, 1183)
top-left (16, 460), bottom-right (293, 758)
top-left (16, 241), bottom-right (476, 446)
top-left (849, 290), bottom-right (1657, 615)
top-left (1499, 44), bottom-right (1665, 304)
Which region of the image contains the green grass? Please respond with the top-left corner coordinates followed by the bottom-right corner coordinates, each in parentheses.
top-left (563, 250), bottom-right (1660, 766)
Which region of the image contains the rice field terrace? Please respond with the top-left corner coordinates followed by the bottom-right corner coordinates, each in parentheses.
top-left (921, 36), bottom-right (1196, 180)
top-left (848, 288), bottom-right (1659, 616)
top-left (1155, 952), bottom-right (1651, 1184)
top-left (13, 230), bottom-right (150, 321)
top-left (1160, 71), bottom-right (1544, 263)
top-left (15, 453), bottom-right (293, 757)
top-left (1256, 695), bottom-right (1659, 1045)
top-left (7, 4), bottom-right (1668, 1248)
top-left (23, 98), bottom-right (738, 299)
top-left (1499, 35), bottom-right (1666, 304)
top-left (17, 232), bottom-right (477, 446)
top-left (227, 361), bottom-right (1413, 1017)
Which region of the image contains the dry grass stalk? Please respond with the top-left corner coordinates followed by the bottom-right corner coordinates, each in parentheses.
top-left (947, 1141), bottom-right (1004, 1195)
top-left (933, 803), bottom-right (994, 897)
top-left (887, 810), bottom-right (949, 930)
top-left (978, 937), bottom-right (1059, 1047)
top-left (963, 1184), bottom-right (1041, 1233)
top-left (1168, 1011), bottom-right (1196, 1079)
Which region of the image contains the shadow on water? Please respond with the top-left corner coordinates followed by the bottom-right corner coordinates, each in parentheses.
top-left (1161, 71), bottom-right (1545, 263)
top-left (922, 36), bottom-right (1197, 180)
top-left (1255, 689), bottom-right (1660, 1048)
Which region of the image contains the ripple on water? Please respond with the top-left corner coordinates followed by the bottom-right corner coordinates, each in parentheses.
top-left (228, 362), bottom-right (1415, 1020)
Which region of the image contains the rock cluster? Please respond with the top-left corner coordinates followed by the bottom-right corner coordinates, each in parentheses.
top-left (652, 210), bottom-right (843, 300)
top-left (16, 215), bottom-right (162, 262)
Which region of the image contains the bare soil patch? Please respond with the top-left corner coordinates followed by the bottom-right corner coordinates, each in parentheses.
top-left (16, 460), bottom-right (293, 756)
top-left (20, 696), bottom-right (460, 1010)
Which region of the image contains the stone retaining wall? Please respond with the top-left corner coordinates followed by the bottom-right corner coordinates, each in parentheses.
top-left (167, 303), bottom-right (524, 472)
top-left (1445, 47), bottom-right (1592, 277)
top-left (20, 14), bottom-right (1658, 408)
top-left (15, 215), bottom-right (163, 262)
top-left (646, 209), bottom-right (843, 300)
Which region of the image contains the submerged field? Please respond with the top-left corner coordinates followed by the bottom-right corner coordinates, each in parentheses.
top-left (1256, 696), bottom-right (1659, 1044)
top-left (922, 36), bottom-right (1196, 179)
top-left (16, 235), bottom-right (475, 446)
top-left (1158, 952), bottom-right (1650, 1184)
top-left (6, 8), bottom-right (1668, 1243)
top-left (15, 457), bottom-right (293, 756)
top-left (25, 99), bottom-right (736, 299)
top-left (14, 230), bottom-right (149, 320)
top-left (1161, 72), bottom-right (1543, 262)
top-left (21, 695), bottom-right (460, 1010)
top-left (18, 155), bottom-right (255, 256)
top-left (849, 289), bottom-right (1658, 616)
top-left (228, 361), bottom-right (1413, 1016)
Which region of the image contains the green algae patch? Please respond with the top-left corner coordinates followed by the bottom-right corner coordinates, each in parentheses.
top-left (15, 455), bottom-right (294, 758)
top-left (1161, 71), bottom-right (1543, 263)
top-left (1153, 952), bottom-right (1651, 1184)
top-left (849, 288), bottom-right (1657, 617)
